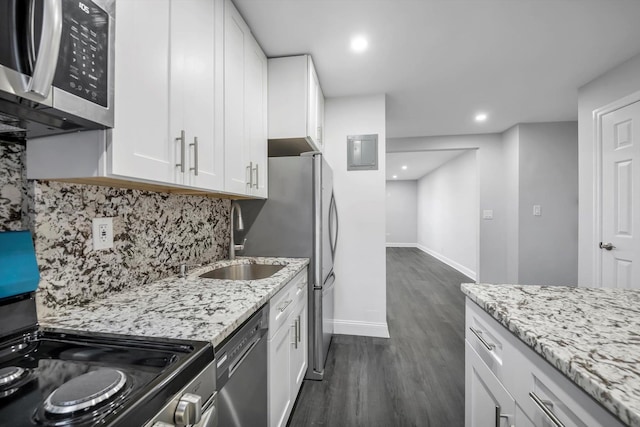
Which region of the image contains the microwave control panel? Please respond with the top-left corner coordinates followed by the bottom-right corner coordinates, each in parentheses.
top-left (53, 0), bottom-right (109, 108)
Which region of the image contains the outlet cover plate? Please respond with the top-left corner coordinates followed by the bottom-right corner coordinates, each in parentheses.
top-left (92, 217), bottom-right (113, 250)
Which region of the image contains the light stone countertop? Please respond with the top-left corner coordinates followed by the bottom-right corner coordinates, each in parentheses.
top-left (39, 257), bottom-right (309, 348)
top-left (461, 283), bottom-right (640, 427)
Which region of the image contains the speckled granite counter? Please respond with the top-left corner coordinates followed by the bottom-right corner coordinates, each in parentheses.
top-left (40, 257), bottom-right (308, 348)
top-left (461, 283), bottom-right (640, 427)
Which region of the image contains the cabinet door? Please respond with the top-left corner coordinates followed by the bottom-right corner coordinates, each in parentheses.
top-left (171, 0), bottom-right (223, 190)
top-left (307, 57), bottom-right (319, 146)
top-left (111, 0), bottom-right (175, 183)
top-left (290, 298), bottom-right (307, 399)
top-left (269, 323), bottom-right (292, 427)
top-left (245, 35), bottom-right (268, 198)
top-left (466, 342), bottom-right (515, 427)
top-left (223, 0), bottom-right (250, 195)
top-left (317, 86), bottom-right (325, 151)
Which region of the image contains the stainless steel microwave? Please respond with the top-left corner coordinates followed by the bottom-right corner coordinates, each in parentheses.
top-left (0, 0), bottom-right (114, 142)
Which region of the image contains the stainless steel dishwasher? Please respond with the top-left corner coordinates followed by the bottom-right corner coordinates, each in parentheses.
top-left (215, 304), bottom-right (269, 427)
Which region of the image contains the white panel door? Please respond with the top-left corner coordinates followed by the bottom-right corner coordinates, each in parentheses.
top-left (601, 101), bottom-right (640, 288)
top-left (111, 0), bottom-right (174, 183)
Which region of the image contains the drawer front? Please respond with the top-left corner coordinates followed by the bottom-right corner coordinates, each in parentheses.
top-left (512, 348), bottom-right (625, 427)
top-left (269, 269), bottom-right (307, 338)
top-left (291, 270), bottom-right (308, 305)
top-left (465, 299), bottom-right (509, 381)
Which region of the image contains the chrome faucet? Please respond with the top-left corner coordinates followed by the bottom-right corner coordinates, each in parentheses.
top-left (229, 201), bottom-right (246, 260)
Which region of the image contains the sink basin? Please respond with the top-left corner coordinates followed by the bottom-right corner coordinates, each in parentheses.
top-left (199, 263), bottom-right (284, 280)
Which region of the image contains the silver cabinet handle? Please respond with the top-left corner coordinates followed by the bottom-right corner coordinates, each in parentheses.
top-left (599, 242), bottom-right (615, 251)
top-left (253, 163), bottom-right (259, 189)
top-left (296, 315), bottom-right (301, 344)
top-left (529, 392), bottom-right (565, 427)
top-left (27, 0), bottom-right (62, 98)
top-left (278, 299), bottom-right (293, 313)
top-left (190, 136), bottom-right (199, 176)
top-left (291, 318), bottom-right (299, 349)
top-left (176, 130), bottom-right (185, 173)
top-left (494, 406), bottom-right (510, 427)
top-left (246, 162), bottom-right (253, 189)
top-left (469, 327), bottom-right (496, 351)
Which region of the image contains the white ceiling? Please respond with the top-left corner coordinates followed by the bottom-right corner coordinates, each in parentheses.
top-left (386, 150), bottom-right (469, 181)
top-left (234, 0), bottom-right (640, 139)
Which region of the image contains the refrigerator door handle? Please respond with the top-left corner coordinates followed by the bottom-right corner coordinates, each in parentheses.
top-left (331, 192), bottom-right (339, 259)
top-left (323, 271), bottom-right (335, 287)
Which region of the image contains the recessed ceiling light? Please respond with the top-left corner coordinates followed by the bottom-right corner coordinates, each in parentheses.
top-left (392, 175), bottom-right (398, 179)
top-left (350, 36), bottom-right (368, 53)
top-left (475, 113), bottom-right (488, 122)
top-left (401, 165), bottom-right (408, 170)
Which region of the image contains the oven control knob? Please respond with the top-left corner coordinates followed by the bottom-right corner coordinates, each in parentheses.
top-left (174, 393), bottom-right (202, 426)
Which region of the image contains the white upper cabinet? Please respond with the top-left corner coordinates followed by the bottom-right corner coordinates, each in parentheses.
top-left (114, 0), bottom-right (223, 190)
top-left (268, 55), bottom-right (325, 156)
top-left (224, 0), bottom-right (268, 197)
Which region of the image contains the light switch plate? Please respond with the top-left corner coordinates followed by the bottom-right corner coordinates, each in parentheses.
top-left (533, 205), bottom-right (541, 216)
top-left (92, 217), bottom-right (113, 250)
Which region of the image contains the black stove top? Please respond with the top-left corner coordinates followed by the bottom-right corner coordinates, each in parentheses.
top-left (0, 327), bottom-right (214, 427)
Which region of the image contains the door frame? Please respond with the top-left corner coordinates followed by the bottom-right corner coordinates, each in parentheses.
top-left (592, 89), bottom-right (640, 287)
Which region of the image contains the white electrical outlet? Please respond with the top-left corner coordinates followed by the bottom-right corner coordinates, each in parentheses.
top-left (92, 217), bottom-right (114, 250)
top-left (482, 210), bottom-right (494, 220)
top-left (533, 205), bottom-right (542, 216)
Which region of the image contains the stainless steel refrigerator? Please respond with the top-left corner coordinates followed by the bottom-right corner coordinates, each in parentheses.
top-left (239, 152), bottom-right (338, 380)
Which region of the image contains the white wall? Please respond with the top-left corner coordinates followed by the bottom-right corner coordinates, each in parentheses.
top-left (518, 122), bottom-right (578, 285)
top-left (323, 94), bottom-right (389, 338)
top-left (416, 150), bottom-right (478, 279)
top-left (385, 180), bottom-right (417, 246)
top-left (388, 134), bottom-right (506, 282)
top-left (578, 53), bottom-right (640, 286)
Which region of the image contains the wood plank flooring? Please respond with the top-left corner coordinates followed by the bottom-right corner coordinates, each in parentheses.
top-left (288, 247), bottom-right (471, 427)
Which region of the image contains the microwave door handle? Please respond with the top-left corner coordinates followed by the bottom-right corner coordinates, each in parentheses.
top-left (27, 0), bottom-right (37, 71)
top-left (26, 0), bottom-right (62, 99)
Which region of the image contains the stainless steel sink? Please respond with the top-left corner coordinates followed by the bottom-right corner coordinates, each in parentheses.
top-left (199, 264), bottom-right (284, 280)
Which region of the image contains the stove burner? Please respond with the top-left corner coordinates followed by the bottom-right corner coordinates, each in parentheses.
top-left (43, 369), bottom-right (127, 415)
top-left (0, 366), bottom-right (25, 386)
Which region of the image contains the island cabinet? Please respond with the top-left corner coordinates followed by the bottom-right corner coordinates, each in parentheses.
top-left (26, 0), bottom-right (267, 199)
top-left (465, 299), bottom-right (625, 427)
top-left (268, 269), bottom-right (308, 427)
top-left (267, 55), bottom-right (325, 156)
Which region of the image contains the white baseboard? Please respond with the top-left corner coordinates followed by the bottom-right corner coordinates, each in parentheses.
top-left (333, 319), bottom-right (390, 338)
top-left (385, 242), bottom-right (418, 248)
top-left (416, 244), bottom-right (477, 281)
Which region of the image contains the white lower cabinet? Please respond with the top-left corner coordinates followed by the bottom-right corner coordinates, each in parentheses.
top-left (268, 269), bottom-right (308, 427)
top-left (465, 299), bottom-right (625, 427)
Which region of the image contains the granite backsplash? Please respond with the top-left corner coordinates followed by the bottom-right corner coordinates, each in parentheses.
top-left (1, 142), bottom-right (231, 317)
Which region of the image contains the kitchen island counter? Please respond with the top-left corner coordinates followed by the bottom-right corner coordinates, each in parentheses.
top-left (40, 257), bottom-right (308, 348)
top-left (462, 283), bottom-right (640, 427)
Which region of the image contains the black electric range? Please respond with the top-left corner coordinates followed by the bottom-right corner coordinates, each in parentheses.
top-left (0, 293), bottom-right (216, 427)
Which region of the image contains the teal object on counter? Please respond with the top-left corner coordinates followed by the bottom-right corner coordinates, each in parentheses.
top-left (0, 230), bottom-right (40, 299)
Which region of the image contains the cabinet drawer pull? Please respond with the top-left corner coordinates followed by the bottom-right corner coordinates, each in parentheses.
top-left (278, 299), bottom-right (293, 313)
top-left (247, 162), bottom-right (253, 188)
top-left (291, 322), bottom-right (298, 348)
top-left (253, 163), bottom-right (259, 189)
top-left (176, 130), bottom-right (186, 173)
top-left (469, 327), bottom-right (495, 351)
top-left (190, 136), bottom-right (199, 176)
top-left (529, 392), bottom-right (565, 427)
top-left (296, 315), bottom-right (301, 344)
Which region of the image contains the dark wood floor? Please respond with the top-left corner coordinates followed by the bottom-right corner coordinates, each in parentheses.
top-left (288, 247), bottom-right (470, 427)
